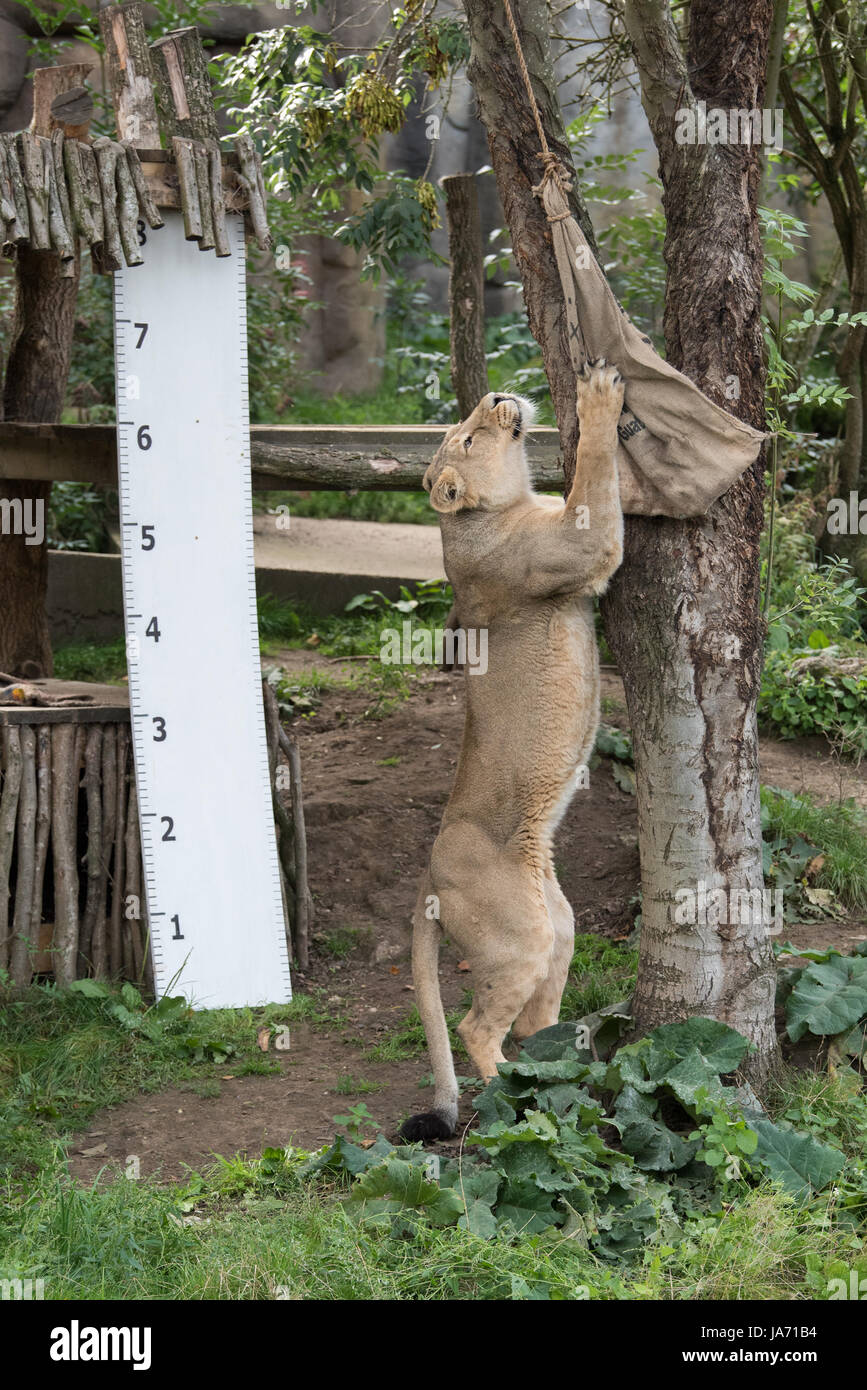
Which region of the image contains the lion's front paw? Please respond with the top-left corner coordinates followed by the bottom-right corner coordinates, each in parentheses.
top-left (576, 358), bottom-right (625, 432)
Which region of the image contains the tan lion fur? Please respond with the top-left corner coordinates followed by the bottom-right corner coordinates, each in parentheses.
top-left (401, 362), bottom-right (626, 1141)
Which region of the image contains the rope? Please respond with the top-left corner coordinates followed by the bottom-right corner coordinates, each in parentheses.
top-left (501, 0), bottom-right (572, 199)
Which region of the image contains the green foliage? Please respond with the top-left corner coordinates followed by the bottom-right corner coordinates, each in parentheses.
top-left (785, 946), bottom-right (867, 1047)
top-left (560, 934), bottom-right (637, 1021)
top-left (760, 787), bottom-right (867, 912)
top-left (46, 483), bottom-right (112, 553)
top-left (218, 14), bottom-right (464, 281)
top-left (53, 638), bottom-right (127, 685)
top-left (759, 649), bottom-right (867, 752)
top-left (323, 1018), bottom-right (852, 1257)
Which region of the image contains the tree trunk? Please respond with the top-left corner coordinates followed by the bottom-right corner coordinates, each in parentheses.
top-left (442, 173), bottom-right (490, 417)
top-left (0, 63), bottom-right (91, 678)
top-left (462, 0), bottom-right (779, 1085)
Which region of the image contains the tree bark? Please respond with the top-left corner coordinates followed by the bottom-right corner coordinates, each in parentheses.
top-left (442, 173), bottom-right (490, 417)
top-left (462, 0), bottom-right (779, 1084)
top-left (0, 63), bottom-right (91, 678)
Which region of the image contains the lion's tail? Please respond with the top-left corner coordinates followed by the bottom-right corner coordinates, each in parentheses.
top-left (399, 886), bottom-right (458, 1142)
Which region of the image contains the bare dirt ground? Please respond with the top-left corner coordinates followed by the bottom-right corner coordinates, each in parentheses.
top-left (68, 661), bottom-right (867, 1185)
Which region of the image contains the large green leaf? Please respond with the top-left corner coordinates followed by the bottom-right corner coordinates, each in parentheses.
top-left (495, 1178), bottom-right (561, 1234)
top-left (613, 1086), bottom-right (699, 1172)
top-left (646, 1019), bottom-right (752, 1073)
top-left (786, 953), bottom-right (867, 1041)
top-left (345, 1158), bottom-right (464, 1227)
top-left (751, 1117), bottom-right (844, 1199)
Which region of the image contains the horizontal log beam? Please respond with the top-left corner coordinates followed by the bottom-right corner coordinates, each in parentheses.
top-left (0, 423), bottom-right (566, 492)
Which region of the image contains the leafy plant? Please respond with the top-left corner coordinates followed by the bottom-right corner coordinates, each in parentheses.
top-left (322, 1017), bottom-right (850, 1256)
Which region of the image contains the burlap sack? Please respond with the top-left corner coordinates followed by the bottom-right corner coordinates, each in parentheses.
top-left (535, 168), bottom-right (767, 516)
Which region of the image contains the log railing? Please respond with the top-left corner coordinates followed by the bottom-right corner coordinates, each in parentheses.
top-left (0, 422), bottom-right (565, 492)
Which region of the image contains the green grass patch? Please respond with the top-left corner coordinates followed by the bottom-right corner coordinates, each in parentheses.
top-left (761, 786), bottom-right (867, 911)
top-left (53, 637), bottom-right (127, 685)
top-left (561, 933), bottom-right (638, 1019)
top-left (332, 1075), bottom-right (385, 1096)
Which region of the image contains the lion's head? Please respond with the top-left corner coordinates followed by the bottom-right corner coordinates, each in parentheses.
top-left (422, 392), bottom-right (537, 514)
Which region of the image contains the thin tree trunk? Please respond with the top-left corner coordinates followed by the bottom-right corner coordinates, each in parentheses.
top-left (462, 0), bottom-right (779, 1084)
top-left (442, 173), bottom-right (490, 417)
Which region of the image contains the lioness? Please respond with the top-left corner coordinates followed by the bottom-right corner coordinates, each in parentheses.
top-left (400, 360), bottom-right (625, 1142)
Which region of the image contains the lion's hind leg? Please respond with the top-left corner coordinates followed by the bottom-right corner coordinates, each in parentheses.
top-left (511, 868), bottom-right (574, 1042)
top-left (434, 841), bottom-right (555, 1083)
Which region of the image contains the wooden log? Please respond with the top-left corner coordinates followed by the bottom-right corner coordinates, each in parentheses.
top-left (279, 726), bottom-right (310, 972)
top-left (43, 136), bottom-right (75, 272)
top-left (17, 132), bottom-right (50, 251)
top-left (99, 3), bottom-right (161, 148)
top-left (9, 726), bottom-right (37, 985)
top-left (442, 173), bottom-right (490, 419)
top-left (0, 420), bottom-right (567, 491)
top-left (91, 137), bottom-right (124, 273)
top-left (79, 725), bottom-right (103, 971)
top-left (29, 724), bottom-right (51, 978)
top-left (205, 139), bottom-right (230, 257)
top-left (110, 724), bottom-right (128, 977)
top-left (50, 131), bottom-right (75, 248)
top-left (150, 27), bottom-right (220, 144)
top-left (92, 724), bottom-right (117, 978)
top-left (262, 680), bottom-right (295, 963)
top-left (124, 779), bottom-right (142, 980)
top-left (50, 86), bottom-right (94, 136)
top-left (0, 137), bottom-right (18, 229)
top-left (122, 143), bottom-right (164, 229)
top-left (1, 134), bottom-right (30, 246)
top-left (171, 136), bottom-right (202, 240)
top-left (50, 724), bottom-right (79, 985)
top-left (0, 725), bottom-right (23, 971)
top-left (32, 64), bottom-right (94, 137)
top-left (192, 140), bottom-right (215, 250)
top-left (234, 133), bottom-right (271, 250)
top-left (62, 138), bottom-right (99, 246)
top-left (113, 140), bottom-right (144, 266)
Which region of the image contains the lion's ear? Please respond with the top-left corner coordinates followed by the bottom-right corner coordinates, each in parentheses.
top-left (429, 465), bottom-right (477, 514)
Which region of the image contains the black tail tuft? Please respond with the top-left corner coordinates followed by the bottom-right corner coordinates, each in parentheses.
top-left (399, 1110), bottom-right (455, 1143)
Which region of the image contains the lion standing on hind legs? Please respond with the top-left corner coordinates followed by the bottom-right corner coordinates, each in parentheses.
top-left (400, 359), bottom-right (626, 1143)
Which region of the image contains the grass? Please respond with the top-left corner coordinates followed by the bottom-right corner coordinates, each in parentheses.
top-left (319, 927), bottom-right (361, 960)
top-left (560, 933), bottom-right (638, 1019)
top-left (332, 1075), bottom-right (384, 1096)
top-left (2, 973), bottom-right (866, 1300)
top-left (53, 637), bottom-right (127, 684)
top-left (760, 785), bottom-right (867, 910)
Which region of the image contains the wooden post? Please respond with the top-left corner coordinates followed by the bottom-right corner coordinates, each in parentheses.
top-left (150, 28), bottom-right (219, 143)
top-left (9, 726), bottom-right (37, 984)
top-left (50, 723), bottom-right (79, 985)
top-left (99, 2), bottom-right (161, 148)
top-left (442, 173), bottom-right (489, 419)
top-left (280, 725), bottom-right (311, 972)
top-left (0, 725), bottom-right (23, 972)
top-left (0, 63), bottom-right (92, 679)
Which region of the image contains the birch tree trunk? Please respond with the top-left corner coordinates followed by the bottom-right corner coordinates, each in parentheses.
top-left (462, 0), bottom-right (779, 1084)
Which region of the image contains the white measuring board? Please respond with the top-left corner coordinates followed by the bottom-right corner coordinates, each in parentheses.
top-left (112, 210), bottom-right (292, 1009)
